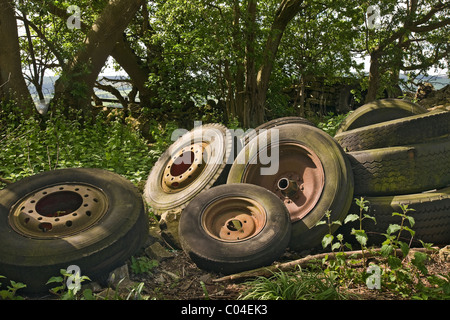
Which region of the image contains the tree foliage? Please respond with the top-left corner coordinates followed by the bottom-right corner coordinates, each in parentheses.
top-left (0, 0), bottom-right (448, 128)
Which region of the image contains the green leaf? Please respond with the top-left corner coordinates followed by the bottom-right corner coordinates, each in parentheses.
top-left (406, 216), bottom-right (415, 228)
top-left (321, 234), bottom-right (333, 249)
top-left (381, 243), bottom-right (394, 257)
top-left (403, 226), bottom-right (415, 237)
top-left (46, 276), bottom-right (64, 285)
top-left (387, 224), bottom-right (401, 235)
top-left (398, 241), bottom-right (410, 257)
top-left (387, 255), bottom-right (402, 270)
top-left (351, 229), bottom-right (368, 246)
top-left (363, 214), bottom-right (376, 224)
top-left (412, 252), bottom-right (429, 275)
top-left (343, 214), bottom-right (359, 224)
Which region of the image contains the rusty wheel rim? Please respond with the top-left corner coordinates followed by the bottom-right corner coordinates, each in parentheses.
top-left (161, 142), bottom-right (211, 193)
top-left (9, 183), bottom-right (108, 239)
top-left (243, 142), bottom-right (325, 222)
top-left (201, 197), bottom-right (267, 242)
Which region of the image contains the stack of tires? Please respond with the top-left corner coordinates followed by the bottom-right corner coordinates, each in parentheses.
top-left (144, 98), bottom-right (450, 275)
top-left (1, 98), bottom-right (447, 294)
top-left (144, 118), bottom-right (355, 275)
top-left (333, 99), bottom-right (450, 246)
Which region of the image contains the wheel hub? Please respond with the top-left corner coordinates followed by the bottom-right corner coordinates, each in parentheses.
top-left (201, 197), bottom-right (266, 242)
top-left (162, 143), bottom-right (207, 193)
top-left (9, 183), bottom-right (108, 239)
top-left (242, 142), bottom-right (325, 222)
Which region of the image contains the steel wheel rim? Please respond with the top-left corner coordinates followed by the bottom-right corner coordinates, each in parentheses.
top-left (9, 183), bottom-right (108, 239)
top-left (242, 142), bottom-right (325, 222)
top-left (161, 142), bottom-right (211, 193)
top-left (201, 197), bottom-right (267, 242)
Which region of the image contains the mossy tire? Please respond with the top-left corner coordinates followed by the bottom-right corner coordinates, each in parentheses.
top-left (242, 116), bottom-right (315, 146)
top-left (0, 168), bottom-right (148, 294)
top-left (334, 110), bottom-right (450, 152)
top-left (227, 123), bottom-right (354, 251)
top-left (143, 123), bottom-right (235, 215)
top-left (348, 135), bottom-right (450, 196)
top-left (179, 183), bottom-right (291, 274)
top-left (338, 187), bottom-right (450, 246)
top-left (335, 99), bottom-right (428, 135)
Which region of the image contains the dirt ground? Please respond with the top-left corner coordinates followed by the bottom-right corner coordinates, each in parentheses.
top-left (114, 222), bottom-right (449, 301)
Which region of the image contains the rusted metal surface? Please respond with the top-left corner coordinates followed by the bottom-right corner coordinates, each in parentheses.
top-left (9, 183), bottom-right (108, 239)
top-left (242, 142), bottom-right (325, 222)
top-left (201, 196), bottom-right (267, 242)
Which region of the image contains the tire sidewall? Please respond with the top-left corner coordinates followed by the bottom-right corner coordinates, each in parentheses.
top-left (0, 168), bottom-right (147, 291)
top-left (179, 184), bottom-right (291, 274)
top-left (144, 124), bottom-right (232, 213)
top-left (227, 124), bottom-right (354, 250)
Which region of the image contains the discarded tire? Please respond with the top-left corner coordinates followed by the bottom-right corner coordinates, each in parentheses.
top-left (178, 183), bottom-right (291, 274)
top-left (144, 123), bottom-right (235, 215)
top-left (338, 187), bottom-right (450, 246)
top-left (0, 168), bottom-right (148, 294)
top-left (348, 135), bottom-right (450, 196)
top-left (242, 116), bottom-right (315, 146)
top-left (335, 110), bottom-right (450, 152)
top-left (335, 99), bottom-right (428, 135)
top-left (227, 123), bottom-right (354, 251)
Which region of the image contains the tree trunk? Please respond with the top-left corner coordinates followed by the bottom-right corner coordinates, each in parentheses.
top-left (365, 50), bottom-right (381, 103)
top-left (248, 0), bottom-right (304, 128)
top-left (52, 0), bottom-right (144, 118)
top-left (0, 0), bottom-right (34, 113)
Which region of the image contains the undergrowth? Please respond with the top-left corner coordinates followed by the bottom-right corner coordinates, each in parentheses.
top-left (0, 105), bottom-right (173, 189)
top-left (239, 198), bottom-right (450, 300)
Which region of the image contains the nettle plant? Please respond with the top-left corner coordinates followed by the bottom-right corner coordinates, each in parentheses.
top-left (316, 198), bottom-right (450, 299)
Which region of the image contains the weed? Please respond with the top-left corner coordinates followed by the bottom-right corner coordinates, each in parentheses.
top-left (46, 268), bottom-right (91, 300)
top-left (238, 267), bottom-right (353, 300)
top-left (130, 256), bottom-right (159, 275)
top-left (0, 276), bottom-right (26, 300)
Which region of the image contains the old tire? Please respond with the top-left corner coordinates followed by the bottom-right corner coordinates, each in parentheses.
top-left (335, 99), bottom-right (428, 135)
top-left (242, 116), bottom-right (315, 146)
top-left (179, 183), bottom-right (291, 274)
top-left (348, 135), bottom-right (450, 196)
top-left (0, 168), bottom-right (148, 294)
top-left (334, 110), bottom-right (450, 152)
top-left (143, 123), bottom-right (234, 215)
top-left (227, 123), bottom-right (354, 251)
top-left (338, 187), bottom-right (450, 246)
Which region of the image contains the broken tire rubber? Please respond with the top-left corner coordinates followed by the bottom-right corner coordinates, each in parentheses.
top-left (143, 123), bottom-right (234, 215)
top-left (0, 168), bottom-right (148, 294)
top-left (335, 99), bottom-right (428, 135)
top-left (348, 135), bottom-right (450, 196)
top-left (179, 183), bottom-right (291, 274)
top-left (338, 187), bottom-right (450, 246)
top-left (227, 123), bottom-right (354, 252)
top-left (242, 116), bottom-right (315, 146)
top-left (334, 110), bottom-right (450, 152)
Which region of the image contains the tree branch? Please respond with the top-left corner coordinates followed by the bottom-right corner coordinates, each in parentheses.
top-left (213, 247), bottom-right (440, 282)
